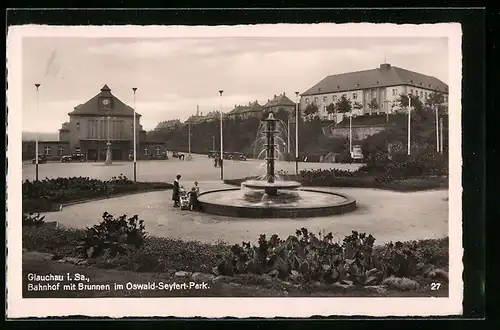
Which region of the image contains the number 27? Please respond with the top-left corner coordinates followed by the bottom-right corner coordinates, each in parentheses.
top-left (431, 282), bottom-right (441, 290)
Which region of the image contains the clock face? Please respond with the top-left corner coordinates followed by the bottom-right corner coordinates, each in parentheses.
top-left (102, 99), bottom-right (110, 106)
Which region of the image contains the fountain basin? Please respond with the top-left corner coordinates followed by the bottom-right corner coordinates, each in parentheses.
top-left (197, 188), bottom-right (357, 218)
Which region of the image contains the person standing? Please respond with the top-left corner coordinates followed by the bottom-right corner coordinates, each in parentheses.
top-left (172, 174), bottom-right (181, 207)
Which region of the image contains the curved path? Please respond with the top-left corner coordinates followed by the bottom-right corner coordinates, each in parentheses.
top-left (43, 181), bottom-right (449, 245)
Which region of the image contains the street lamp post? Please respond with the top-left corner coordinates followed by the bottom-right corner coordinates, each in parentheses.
top-left (435, 104), bottom-right (440, 153)
top-left (383, 100), bottom-right (392, 123)
top-left (407, 94), bottom-right (412, 156)
top-left (349, 110), bottom-right (353, 154)
top-left (287, 118), bottom-right (291, 154)
top-left (34, 84), bottom-right (41, 181)
top-left (188, 120), bottom-right (191, 158)
top-left (132, 88), bottom-right (137, 181)
top-left (104, 115), bottom-right (113, 164)
top-left (219, 90), bottom-right (224, 181)
top-left (439, 116), bottom-right (444, 154)
top-left (295, 91), bottom-right (299, 175)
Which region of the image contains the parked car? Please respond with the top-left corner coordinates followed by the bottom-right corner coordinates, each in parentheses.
top-left (32, 155), bottom-right (46, 164)
top-left (230, 152), bottom-right (247, 161)
top-left (172, 151), bottom-right (185, 160)
top-left (350, 145), bottom-right (364, 163)
top-left (61, 153), bottom-right (86, 163)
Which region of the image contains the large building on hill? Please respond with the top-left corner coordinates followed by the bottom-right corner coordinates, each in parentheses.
top-left (300, 63), bottom-right (449, 121)
top-left (23, 85), bottom-right (167, 161)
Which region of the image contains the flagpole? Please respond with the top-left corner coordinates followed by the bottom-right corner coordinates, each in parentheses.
top-left (219, 90), bottom-right (224, 180)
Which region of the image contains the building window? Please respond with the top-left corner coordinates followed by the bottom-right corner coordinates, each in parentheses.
top-left (155, 147), bottom-right (161, 156)
top-left (314, 97), bottom-right (318, 103)
top-left (409, 89), bottom-right (413, 95)
top-left (323, 105), bottom-right (327, 113)
top-left (372, 91), bottom-right (377, 98)
top-left (57, 146), bottom-right (64, 156)
top-left (323, 96), bottom-right (327, 103)
top-left (420, 91), bottom-right (423, 98)
top-left (144, 146), bottom-right (149, 155)
top-left (305, 98), bottom-right (309, 104)
top-left (392, 89), bottom-right (398, 96)
top-left (44, 146), bottom-right (51, 156)
top-left (352, 93), bottom-right (358, 99)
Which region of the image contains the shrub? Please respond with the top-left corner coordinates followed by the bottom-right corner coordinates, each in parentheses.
top-left (76, 212), bottom-right (146, 259)
top-left (215, 229), bottom-right (449, 287)
top-left (22, 176), bottom-right (173, 213)
top-left (22, 213), bottom-right (46, 227)
top-left (216, 229), bottom-right (383, 286)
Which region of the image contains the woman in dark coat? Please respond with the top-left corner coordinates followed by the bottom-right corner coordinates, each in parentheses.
top-left (172, 174), bottom-right (181, 207)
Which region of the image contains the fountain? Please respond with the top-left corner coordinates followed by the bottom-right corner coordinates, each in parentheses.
top-left (197, 113), bottom-right (357, 218)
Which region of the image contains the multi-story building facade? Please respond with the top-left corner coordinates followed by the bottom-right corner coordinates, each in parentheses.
top-left (227, 101), bottom-right (263, 119)
top-left (263, 93), bottom-right (296, 114)
top-left (300, 63), bottom-right (449, 121)
top-left (56, 84), bottom-right (167, 161)
top-left (155, 119), bottom-right (182, 131)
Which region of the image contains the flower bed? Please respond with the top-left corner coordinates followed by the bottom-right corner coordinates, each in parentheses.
top-left (23, 213), bottom-right (448, 292)
top-left (22, 175), bottom-right (173, 213)
top-left (224, 173), bottom-right (448, 192)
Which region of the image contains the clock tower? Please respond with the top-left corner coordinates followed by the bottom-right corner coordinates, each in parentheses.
top-left (98, 84), bottom-right (113, 111)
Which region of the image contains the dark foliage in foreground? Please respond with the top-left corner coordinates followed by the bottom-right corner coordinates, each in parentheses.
top-left (23, 217), bottom-right (448, 286)
top-left (216, 229), bottom-right (448, 286)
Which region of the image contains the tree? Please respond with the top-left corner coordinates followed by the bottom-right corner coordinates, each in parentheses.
top-left (303, 103), bottom-right (319, 121)
top-left (368, 98), bottom-right (379, 112)
top-left (335, 95), bottom-right (352, 114)
top-left (326, 103), bottom-right (336, 115)
top-left (353, 101), bottom-right (363, 111)
top-left (425, 91), bottom-right (448, 115)
top-left (274, 106), bottom-right (290, 122)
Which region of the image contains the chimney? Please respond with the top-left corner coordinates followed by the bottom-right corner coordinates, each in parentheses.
top-left (196, 105), bottom-right (199, 116)
top-left (283, 92), bottom-right (285, 96)
top-left (274, 94), bottom-right (276, 98)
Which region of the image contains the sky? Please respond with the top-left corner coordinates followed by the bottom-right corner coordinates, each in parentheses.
top-left (20, 35), bottom-right (448, 133)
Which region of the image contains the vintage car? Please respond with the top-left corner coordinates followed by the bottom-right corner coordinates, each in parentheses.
top-left (32, 154), bottom-right (47, 164)
top-left (172, 151), bottom-right (185, 160)
top-left (61, 153), bottom-right (86, 163)
top-left (229, 152), bottom-right (247, 161)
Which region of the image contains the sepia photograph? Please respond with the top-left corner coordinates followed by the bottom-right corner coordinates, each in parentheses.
top-left (7, 22), bottom-right (462, 318)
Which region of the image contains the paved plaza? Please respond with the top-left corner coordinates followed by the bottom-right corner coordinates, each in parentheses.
top-left (22, 154), bottom-right (363, 183)
top-left (41, 185), bottom-right (448, 245)
top-left (23, 156), bottom-right (449, 245)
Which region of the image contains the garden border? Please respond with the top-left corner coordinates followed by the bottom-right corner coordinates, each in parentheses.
top-left (57, 187), bottom-right (173, 212)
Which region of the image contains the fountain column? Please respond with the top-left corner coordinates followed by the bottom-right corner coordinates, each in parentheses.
top-left (264, 113), bottom-right (278, 196)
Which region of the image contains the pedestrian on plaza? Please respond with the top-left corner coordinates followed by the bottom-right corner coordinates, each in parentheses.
top-left (188, 181), bottom-right (200, 211)
top-left (172, 174), bottom-right (182, 207)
